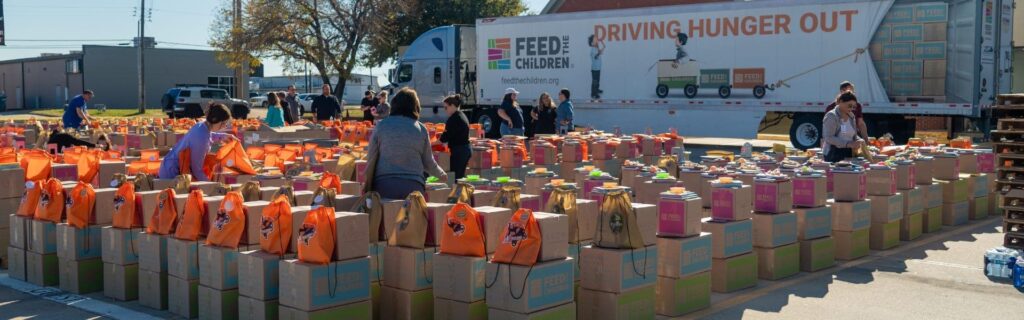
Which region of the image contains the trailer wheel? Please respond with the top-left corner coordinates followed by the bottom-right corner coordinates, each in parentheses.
top-left (790, 113), bottom-right (823, 150)
top-left (753, 85), bottom-right (766, 99)
top-left (656, 84), bottom-right (669, 98)
top-left (684, 85), bottom-right (698, 98)
top-left (718, 86), bottom-right (732, 99)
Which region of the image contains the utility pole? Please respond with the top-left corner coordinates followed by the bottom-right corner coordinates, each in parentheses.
top-left (233, 0), bottom-right (247, 100)
top-left (137, 0), bottom-right (145, 113)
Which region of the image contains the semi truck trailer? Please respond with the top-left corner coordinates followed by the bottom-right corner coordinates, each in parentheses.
top-left (388, 0), bottom-right (1015, 150)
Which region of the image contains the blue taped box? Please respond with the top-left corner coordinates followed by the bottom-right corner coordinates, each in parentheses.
top-left (101, 226), bottom-right (139, 265)
top-left (830, 199), bottom-right (871, 231)
top-left (795, 206), bottom-right (832, 240)
top-left (279, 257), bottom-right (371, 311)
top-left (137, 232), bottom-right (168, 273)
top-left (752, 212), bottom-right (797, 248)
top-left (914, 3), bottom-right (948, 22)
top-left (657, 232), bottom-right (712, 278)
top-left (369, 242), bottom-right (384, 282)
top-left (568, 240), bottom-right (592, 281)
top-left (702, 218), bottom-right (752, 259)
top-left (239, 250), bottom-right (294, 300)
top-left (433, 253), bottom-right (486, 303)
top-left (869, 194), bottom-right (904, 223)
top-left (882, 43), bottom-right (914, 60)
top-left (914, 42), bottom-right (946, 59)
top-left (941, 201), bottom-right (969, 226)
top-left (29, 219), bottom-right (57, 254)
top-left (383, 245), bottom-right (434, 291)
top-left (580, 245), bottom-right (658, 293)
top-left (903, 187), bottom-right (923, 215)
top-left (874, 60), bottom-right (891, 79)
top-left (199, 244), bottom-right (240, 290)
top-left (873, 25), bottom-right (891, 43)
top-left (167, 237), bottom-right (201, 280)
top-left (890, 78), bottom-right (923, 96)
top-left (891, 25), bottom-right (924, 42)
top-left (884, 5), bottom-right (914, 24)
top-left (57, 223), bottom-right (103, 260)
top-left (891, 60), bottom-right (923, 78)
top-left (486, 257), bottom-right (574, 314)
top-left (923, 183), bottom-right (942, 208)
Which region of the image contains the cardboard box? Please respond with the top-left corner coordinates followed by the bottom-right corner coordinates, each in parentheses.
top-left (380, 286), bottom-right (433, 320)
top-left (578, 285), bottom-right (656, 320)
top-left (711, 185), bottom-right (753, 221)
top-left (167, 237), bottom-right (201, 280)
top-left (915, 158), bottom-right (934, 185)
top-left (370, 242), bottom-right (384, 282)
top-left (486, 258), bottom-right (574, 313)
top-left (239, 296), bottom-right (279, 320)
top-left (921, 182), bottom-right (942, 209)
top-left (51, 163), bottom-right (78, 182)
top-left (371, 281), bottom-right (381, 319)
top-left (968, 174), bottom-right (989, 198)
top-left (103, 262), bottom-right (139, 301)
top-left (869, 221), bottom-right (900, 250)
top-left (868, 193), bottom-right (904, 224)
top-left (279, 300), bottom-right (372, 320)
top-left (754, 179), bottom-right (793, 214)
top-left (488, 302), bottom-right (576, 320)
top-left (794, 206), bottom-right (832, 241)
top-left (9, 214), bottom-right (27, 249)
top-left (91, 187), bottom-right (117, 226)
top-left (383, 246), bottom-right (435, 291)
top-left (239, 250), bottom-right (292, 300)
top-left (969, 196), bottom-right (989, 220)
top-left (139, 268), bottom-right (169, 310)
top-left (941, 201), bottom-right (968, 226)
top-left (434, 298), bottom-right (487, 320)
top-left (137, 232), bottom-right (168, 273)
top-left (657, 233), bottom-right (711, 279)
top-left (867, 168), bottom-right (897, 196)
top-left (198, 286), bottom-right (240, 320)
top-left (0, 166), bottom-right (26, 198)
top-left (473, 206), bottom-right (513, 254)
top-left (199, 244), bottom-right (240, 290)
top-left (433, 253), bottom-right (487, 303)
top-left (579, 246), bottom-right (657, 293)
top-left (632, 203), bottom-right (658, 246)
top-left (754, 243), bottom-right (799, 280)
top-left (101, 226), bottom-right (139, 265)
top-left (830, 199), bottom-right (871, 232)
top-left (792, 175), bottom-right (827, 208)
top-left (656, 194), bottom-right (702, 238)
top-left (568, 240), bottom-right (591, 282)
top-left (902, 187), bottom-right (923, 217)
top-left (473, 190), bottom-right (498, 208)
top-left (752, 212), bottom-right (797, 248)
top-left (637, 179), bottom-right (679, 205)
top-left (28, 219), bottom-right (57, 254)
top-left (833, 228), bottom-right (869, 260)
top-left (56, 223), bottom-right (103, 260)
top-left (7, 247), bottom-right (26, 280)
top-left (711, 252), bottom-right (757, 293)
top-left (655, 272), bottom-right (710, 316)
top-left (933, 155), bottom-right (960, 181)
top-left (701, 218), bottom-right (752, 259)
top-left (958, 153), bottom-right (979, 174)
top-left (58, 257), bottom-right (104, 294)
top-left (333, 212), bottom-right (370, 261)
top-left (924, 206), bottom-right (943, 233)
top-left (900, 212), bottom-right (923, 241)
top-left (278, 258), bottom-right (371, 311)
top-left (832, 171), bottom-right (867, 201)
top-left (799, 236), bottom-right (835, 272)
top-left (203, 196), bottom-right (225, 231)
top-left (294, 191), bottom-right (315, 207)
top-left (137, 190), bottom-right (162, 228)
top-left (169, 276), bottom-right (200, 319)
top-left (895, 163), bottom-right (916, 190)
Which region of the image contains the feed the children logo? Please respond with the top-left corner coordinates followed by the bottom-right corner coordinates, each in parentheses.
top-left (488, 36), bottom-right (570, 70)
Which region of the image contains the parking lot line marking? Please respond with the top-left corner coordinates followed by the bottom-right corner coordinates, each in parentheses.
top-left (0, 274), bottom-right (162, 320)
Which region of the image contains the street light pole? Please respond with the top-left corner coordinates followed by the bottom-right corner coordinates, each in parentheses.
top-left (137, 0), bottom-right (145, 113)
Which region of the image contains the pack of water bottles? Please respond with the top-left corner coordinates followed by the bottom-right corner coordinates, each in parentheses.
top-left (984, 246), bottom-right (1021, 280)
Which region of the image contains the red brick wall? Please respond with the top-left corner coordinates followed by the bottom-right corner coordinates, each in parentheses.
top-left (909, 116), bottom-right (947, 131)
top-left (553, 0), bottom-right (726, 13)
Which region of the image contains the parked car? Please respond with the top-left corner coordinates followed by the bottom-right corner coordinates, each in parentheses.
top-left (249, 93), bottom-right (268, 108)
top-left (161, 87), bottom-right (251, 118)
top-left (297, 93), bottom-right (315, 115)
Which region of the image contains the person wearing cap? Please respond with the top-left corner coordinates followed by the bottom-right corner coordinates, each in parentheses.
top-left (497, 88), bottom-right (525, 136)
top-left (63, 90), bottom-right (94, 129)
top-left (824, 81), bottom-right (868, 139)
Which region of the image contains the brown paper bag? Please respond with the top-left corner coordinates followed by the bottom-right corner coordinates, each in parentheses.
top-left (594, 190), bottom-right (644, 249)
top-left (388, 191), bottom-right (429, 249)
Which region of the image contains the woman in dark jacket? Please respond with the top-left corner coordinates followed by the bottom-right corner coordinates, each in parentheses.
top-left (531, 92), bottom-right (558, 135)
top-left (276, 92), bottom-right (296, 124)
top-left (438, 94), bottom-right (471, 180)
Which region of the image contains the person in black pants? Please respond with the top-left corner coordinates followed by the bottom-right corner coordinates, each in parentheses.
top-left (438, 94), bottom-right (471, 180)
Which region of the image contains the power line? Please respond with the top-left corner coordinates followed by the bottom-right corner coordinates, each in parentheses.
top-left (4, 39), bottom-right (129, 42)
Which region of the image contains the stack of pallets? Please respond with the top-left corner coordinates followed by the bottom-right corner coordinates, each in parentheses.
top-left (992, 94), bottom-right (1024, 248)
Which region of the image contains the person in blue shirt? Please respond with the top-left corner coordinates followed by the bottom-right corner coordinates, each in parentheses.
top-left (62, 90), bottom-right (94, 129)
top-left (555, 88), bottom-right (575, 134)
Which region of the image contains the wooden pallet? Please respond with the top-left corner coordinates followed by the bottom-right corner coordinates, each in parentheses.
top-left (1005, 232), bottom-right (1024, 249)
top-left (996, 94), bottom-right (1024, 106)
top-left (1004, 219), bottom-right (1024, 233)
top-left (892, 96), bottom-right (946, 103)
top-left (997, 119), bottom-right (1024, 131)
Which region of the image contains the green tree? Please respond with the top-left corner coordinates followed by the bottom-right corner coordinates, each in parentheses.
top-left (210, 0), bottom-right (380, 96)
top-left (364, 0), bottom-right (527, 67)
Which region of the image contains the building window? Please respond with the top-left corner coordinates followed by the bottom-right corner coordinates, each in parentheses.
top-left (207, 76), bottom-right (236, 97)
top-left (66, 59), bottom-right (81, 74)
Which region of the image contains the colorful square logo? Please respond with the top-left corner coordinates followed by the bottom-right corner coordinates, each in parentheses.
top-left (488, 38), bottom-right (511, 70)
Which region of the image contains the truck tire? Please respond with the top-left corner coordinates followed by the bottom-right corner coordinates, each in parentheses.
top-left (182, 104), bottom-right (204, 119)
top-left (790, 113), bottom-right (823, 150)
top-left (718, 86), bottom-right (731, 99)
top-left (684, 85), bottom-right (698, 98)
top-left (753, 86), bottom-right (766, 99)
top-left (656, 84), bottom-right (669, 98)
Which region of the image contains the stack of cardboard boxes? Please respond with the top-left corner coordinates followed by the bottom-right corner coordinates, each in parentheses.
top-left (0, 166), bottom-right (25, 270)
top-left (168, 195), bottom-right (224, 319)
top-left (703, 178), bottom-right (756, 293)
top-left (136, 191), bottom-right (187, 310)
top-left (870, 2), bottom-right (949, 101)
top-left (237, 205), bottom-right (312, 320)
top-left (591, 139), bottom-right (623, 180)
top-left (961, 150), bottom-right (992, 220)
top-left (831, 167), bottom-right (871, 260)
top-left (934, 152), bottom-right (970, 226)
top-left (279, 211), bottom-right (371, 319)
top-left (654, 189), bottom-right (711, 317)
top-left (895, 160), bottom-right (924, 241)
top-left (561, 139), bottom-right (588, 182)
top-left (792, 170), bottom-right (835, 272)
top-left (101, 225), bottom-right (139, 301)
top-left (381, 203), bottom-right (439, 320)
top-left (916, 157), bottom-right (944, 233)
top-left (866, 165), bottom-right (903, 250)
top-left (490, 212), bottom-right (575, 319)
top-left (195, 198), bottom-right (271, 319)
top-left (56, 184), bottom-right (115, 295)
top-left (752, 176), bottom-right (800, 281)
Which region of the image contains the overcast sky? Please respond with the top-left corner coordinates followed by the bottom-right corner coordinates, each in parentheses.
top-left (1, 0), bottom-right (550, 84)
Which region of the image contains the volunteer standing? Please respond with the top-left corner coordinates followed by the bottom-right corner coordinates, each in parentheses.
top-left (264, 92), bottom-right (286, 128)
top-left (822, 92), bottom-right (865, 162)
top-left (530, 92), bottom-right (558, 135)
top-left (285, 85), bottom-right (302, 119)
top-left (555, 88), bottom-right (575, 134)
top-left (311, 84), bottom-right (342, 121)
top-left (365, 88), bottom-right (447, 199)
top-left (372, 91), bottom-right (391, 122)
top-left (438, 94), bottom-right (471, 180)
top-left (361, 90), bottom-right (379, 122)
top-left (824, 81), bottom-right (869, 139)
top-left (159, 104), bottom-right (235, 181)
top-left (497, 88), bottom-right (525, 136)
top-left (62, 90), bottom-right (94, 129)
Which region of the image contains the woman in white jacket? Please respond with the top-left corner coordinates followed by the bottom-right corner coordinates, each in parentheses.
top-left (822, 92), bottom-right (865, 162)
